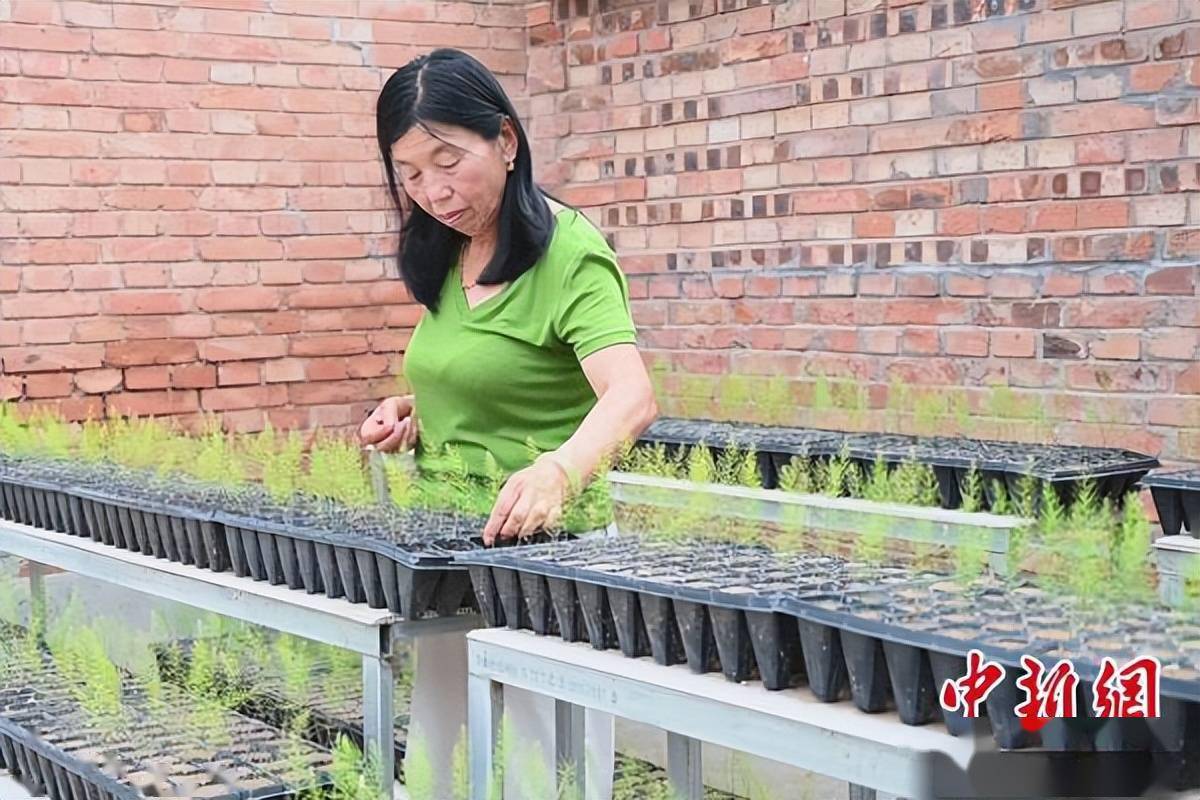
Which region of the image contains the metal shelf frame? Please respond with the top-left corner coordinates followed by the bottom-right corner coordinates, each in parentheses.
top-left (0, 519), bottom-right (480, 798)
top-left (467, 628), bottom-right (982, 800)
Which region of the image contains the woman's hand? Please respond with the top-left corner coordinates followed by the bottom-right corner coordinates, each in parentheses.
top-left (359, 395), bottom-right (419, 453)
top-left (483, 454), bottom-right (571, 545)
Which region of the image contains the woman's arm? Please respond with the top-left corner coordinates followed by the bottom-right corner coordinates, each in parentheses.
top-left (482, 343), bottom-right (657, 543)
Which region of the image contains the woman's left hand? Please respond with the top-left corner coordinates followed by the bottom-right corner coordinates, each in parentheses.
top-left (483, 456), bottom-right (569, 545)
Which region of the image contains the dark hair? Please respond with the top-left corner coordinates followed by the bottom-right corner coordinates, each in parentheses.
top-left (376, 48), bottom-right (564, 312)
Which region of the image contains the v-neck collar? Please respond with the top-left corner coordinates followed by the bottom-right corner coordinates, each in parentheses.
top-left (453, 206), bottom-right (575, 315)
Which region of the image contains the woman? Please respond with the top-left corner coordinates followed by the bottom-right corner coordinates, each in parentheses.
top-left (361, 49), bottom-right (658, 797)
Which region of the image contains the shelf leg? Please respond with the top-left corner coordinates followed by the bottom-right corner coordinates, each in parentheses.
top-left (364, 627), bottom-right (396, 800)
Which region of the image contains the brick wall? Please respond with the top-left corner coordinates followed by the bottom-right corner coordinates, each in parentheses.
top-left (526, 0), bottom-right (1200, 464)
top-left (0, 0), bottom-right (527, 432)
top-left (3, 0), bottom-right (1200, 464)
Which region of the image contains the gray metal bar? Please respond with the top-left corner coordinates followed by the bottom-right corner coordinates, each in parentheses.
top-left (468, 673), bottom-right (502, 800)
top-left (469, 629), bottom-right (977, 800)
top-left (666, 731), bottom-right (703, 800)
top-left (0, 521), bottom-right (467, 657)
top-left (363, 635), bottom-right (396, 800)
top-left (555, 700), bottom-right (587, 798)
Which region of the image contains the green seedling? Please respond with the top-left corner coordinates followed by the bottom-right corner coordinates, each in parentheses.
top-left (776, 454), bottom-right (813, 495)
top-left (862, 455), bottom-right (891, 504)
top-left (954, 538), bottom-right (988, 589)
top-left (330, 735), bottom-right (386, 800)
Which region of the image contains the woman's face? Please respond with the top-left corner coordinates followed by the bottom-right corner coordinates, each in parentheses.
top-left (389, 120), bottom-right (517, 239)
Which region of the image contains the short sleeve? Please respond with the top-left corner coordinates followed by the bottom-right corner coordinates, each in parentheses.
top-left (553, 249), bottom-right (638, 360)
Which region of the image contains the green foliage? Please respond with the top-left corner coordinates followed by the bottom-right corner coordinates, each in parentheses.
top-left (1013, 471), bottom-right (1040, 520)
top-left (450, 729), bottom-right (471, 800)
top-left (960, 465), bottom-right (984, 513)
top-left (330, 735), bottom-right (386, 800)
top-left (0, 403), bottom-right (35, 457)
top-left (862, 455), bottom-right (891, 504)
top-left (685, 443), bottom-right (716, 484)
top-left (854, 515), bottom-right (887, 565)
top-left (736, 447), bottom-right (762, 489)
top-left (954, 538), bottom-right (988, 587)
top-left (261, 428), bottom-right (305, 504)
top-left (890, 459), bottom-right (939, 507)
top-left (49, 626), bottom-right (124, 735)
top-left (1039, 481), bottom-right (1066, 537)
top-left (275, 633), bottom-right (315, 706)
top-left (776, 455), bottom-right (813, 494)
top-left (989, 479), bottom-right (1011, 516)
top-left (1111, 493), bottom-right (1153, 603)
top-left (303, 432), bottom-right (373, 507)
top-left (186, 418), bottom-right (246, 489)
top-left (817, 447), bottom-right (855, 498)
top-left (404, 728), bottom-right (436, 800)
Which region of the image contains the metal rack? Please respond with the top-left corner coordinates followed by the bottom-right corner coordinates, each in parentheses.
top-left (468, 628), bottom-right (980, 800)
top-left (0, 519), bottom-right (479, 799)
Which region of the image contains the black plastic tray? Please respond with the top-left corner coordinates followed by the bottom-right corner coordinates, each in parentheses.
top-left (635, 418), bottom-right (1158, 509)
top-left (153, 639), bottom-right (410, 782)
top-left (0, 471), bottom-right (479, 621)
top-left (0, 712), bottom-right (315, 800)
top-left (0, 715), bottom-right (140, 800)
top-left (460, 541), bottom-right (1200, 762)
top-left (1143, 469), bottom-right (1200, 538)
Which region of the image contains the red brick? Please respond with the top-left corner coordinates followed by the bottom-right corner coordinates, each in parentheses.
top-left (106, 390), bottom-right (199, 417)
top-left (105, 339), bottom-right (196, 367)
top-left (2, 344), bottom-right (104, 373)
top-left (259, 359), bottom-right (304, 384)
top-left (101, 291), bottom-right (188, 316)
top-left (1146, 266), bottom-right (1196, 295)
top-left (306, 358), bottom-right (350, 382)
top-left (218, 363), bottom-right (261, 387)
top-left (990, 330), bottom-right (1036, 358)
top-left (1090, 333), bottom-right (1141, 361)
top-left (195, 287), bottom-right (282, 312)
top-left (943, 329), bottom-right (989, 357)
top-left (201, 385), bottom-right (288, 412)
top-left (125, 366), bottom-right (171, 390)
top-left (198, 238), bottom-right (283, 261)
top-left (199, 336), bottom-right (287, 362)
top-left (1148, 398), bottom-right (1200, 428)
top-left (172, 364), bottom-right (218, 389)
top-left (25, 372), bottom-right (74, 398)
top-left (72, 369), bottom-right (121, 393)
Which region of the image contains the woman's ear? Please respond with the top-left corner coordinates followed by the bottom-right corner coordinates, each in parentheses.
top-left (500, 115), bottom-right (518, 164)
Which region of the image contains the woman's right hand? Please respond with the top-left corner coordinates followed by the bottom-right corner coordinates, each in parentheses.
top-left (359, 395), bottom-right (419, 453)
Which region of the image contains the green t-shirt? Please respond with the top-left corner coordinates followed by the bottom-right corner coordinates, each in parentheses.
top-left (403, 205), bottom-right (638, 483)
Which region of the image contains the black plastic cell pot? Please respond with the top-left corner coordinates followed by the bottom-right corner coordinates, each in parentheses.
top-left (796, 619), bottom-right (848, 703)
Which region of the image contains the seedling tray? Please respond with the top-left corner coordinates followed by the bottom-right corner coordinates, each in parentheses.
top-left (1143, 470), bottom-right (1200, 538)
top-left (637, 418), bottom-right (843, 488)
top-left (0, 663), bottom-right (334, 800)
top-left (460, 537), bottom-right (1200, 766)
top-left (0, 463), bottom-right (480, 621)
top-left (837, 432), bottom-right (1157, 511)
top-left (635, 419), bottom-right (1158, 509)
top-left (0, 716), bottom-right (140, 800)
top-left (154, 638), bottom-right (411, 781)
